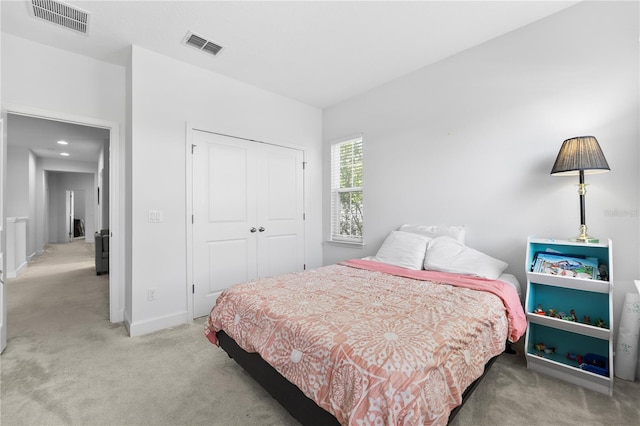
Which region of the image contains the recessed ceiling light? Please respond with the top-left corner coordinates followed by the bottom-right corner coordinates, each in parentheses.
top-left (60, 152), bottom-right (70, 156)
top-left (57, 140), bottom-right (68, 145)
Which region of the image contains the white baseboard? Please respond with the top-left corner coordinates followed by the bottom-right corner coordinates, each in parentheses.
top-left (123, 310), bottom-right (132, 336)
top-left (6, 261), bottom-right (27, 279)
top-left (127, 310), bottom-right (189, 337)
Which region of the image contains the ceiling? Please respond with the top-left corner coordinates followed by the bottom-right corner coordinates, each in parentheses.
top-left (7, 114), bottom-right (109, 162)
top-left (2, 0), bottom-right (581, 109)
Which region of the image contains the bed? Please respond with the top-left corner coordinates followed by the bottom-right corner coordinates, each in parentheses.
top-left (205, 228), bottom-right (526, 425)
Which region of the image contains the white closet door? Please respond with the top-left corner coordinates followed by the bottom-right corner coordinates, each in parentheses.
top-left (192, 131), bottom-right (305, 319)
top-left (192, 131), bottom-right (258, 318)
top-left (256, 144), bottom-right (305, 279)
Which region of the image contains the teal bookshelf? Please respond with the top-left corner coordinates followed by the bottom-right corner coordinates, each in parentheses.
top-left (524, 237), bottom-right (613, 396)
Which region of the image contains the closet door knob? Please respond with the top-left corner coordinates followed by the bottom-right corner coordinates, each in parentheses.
top-left (250, 227), bottom-right (257, 233)
top-left (258, 227), bottom-right (265, 232)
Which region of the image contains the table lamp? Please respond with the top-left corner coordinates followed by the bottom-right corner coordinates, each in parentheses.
top-left (550, 136), bottom-right (610, 243)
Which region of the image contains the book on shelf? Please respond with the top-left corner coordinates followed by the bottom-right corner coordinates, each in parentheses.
top-left (531, 252), bottom-right (599, 280)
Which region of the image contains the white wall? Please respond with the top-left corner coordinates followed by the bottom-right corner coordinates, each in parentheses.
top-left (6, 145), bottom-right (36, 260)
top-left (127, 46), bottom-right (322, 335)
top-left (1, 34), bottom-right (125, 122)
top-left (324, 1), bottom-right (639, 346)
top-left (6, 145), bottom-right (29, 218)
top-left (28, 150), bottom-right (36, 257)
top-left (46, 171), bottom-right (57, 243)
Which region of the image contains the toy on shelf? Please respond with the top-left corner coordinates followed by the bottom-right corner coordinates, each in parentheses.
top-left (562, 309), bottom-right (578, 321)
top-left (595, 318), bottom-right (606, 328)
top-left (582, 315), bottom-right (592, 325)
top-left (534, 342), bottom-right (555, 355)
top-left (567, 352), bottom-right (583, 364)
top-left (570, 309), bottom-right (577, 322)
top-left (534, 305), bottom-right (546, 315)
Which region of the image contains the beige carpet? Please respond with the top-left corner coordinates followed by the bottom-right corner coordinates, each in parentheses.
top-left (1, 240), bottom-right (638, 425)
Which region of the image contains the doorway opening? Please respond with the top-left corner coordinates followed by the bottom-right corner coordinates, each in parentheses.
top-left (3, 108), bottom-right (122, 335)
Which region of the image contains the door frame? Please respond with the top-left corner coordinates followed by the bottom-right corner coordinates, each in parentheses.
top-left (65, 190), bottom-right (74, 242)
top-left (185, 123), bottom-right (307, 320)
top-left (1, 117), bottom-right (6, 352)
top-left (3, 104), bottom-right (124, 324)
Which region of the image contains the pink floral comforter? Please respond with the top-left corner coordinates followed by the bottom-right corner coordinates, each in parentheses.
top-left (205, 260), bottom-right (526, 425)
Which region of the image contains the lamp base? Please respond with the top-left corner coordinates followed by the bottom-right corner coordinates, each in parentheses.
top-left (570, 235), bottom-right (599, 244)
top-left (570, 225), bottom-right (599, 244)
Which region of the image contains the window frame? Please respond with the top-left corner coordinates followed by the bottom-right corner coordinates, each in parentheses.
top-left (330, 135), bottom-right (364, 245)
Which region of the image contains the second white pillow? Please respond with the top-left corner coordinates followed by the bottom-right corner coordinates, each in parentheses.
top-left (424, 236), bottom-right (508, 280)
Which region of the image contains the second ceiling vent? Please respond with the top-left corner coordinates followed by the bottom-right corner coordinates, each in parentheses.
top-left (183, 31), bottom-right (224, 57)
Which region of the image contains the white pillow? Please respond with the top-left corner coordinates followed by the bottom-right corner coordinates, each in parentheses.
top-left (399, 224), bottom-right (466, 244)
top-left (424, 236), bottom-right (508, 280)
top-left (370, 231), bottom-right (431, 270)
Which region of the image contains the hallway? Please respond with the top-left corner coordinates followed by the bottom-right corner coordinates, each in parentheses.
top-left (6, 239), bottom-right (109, 339)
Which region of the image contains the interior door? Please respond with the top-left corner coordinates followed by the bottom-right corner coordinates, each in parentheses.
top-left (192, 131), bottom-right (258, 318)
top-left (191, 131), bottom-right (305, 319)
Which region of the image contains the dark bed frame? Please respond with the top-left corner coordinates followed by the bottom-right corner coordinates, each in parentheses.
top-left (218, 330), bottom-right (513, 425)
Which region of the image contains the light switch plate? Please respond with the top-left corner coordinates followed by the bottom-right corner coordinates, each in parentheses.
top-left (148, 210), bottom-right (163, 223)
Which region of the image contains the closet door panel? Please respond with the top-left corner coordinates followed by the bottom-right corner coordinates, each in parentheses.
top-left (256, 144), bottom-right (305, 279)
top-left (192, 131), bottom-right (257, 318)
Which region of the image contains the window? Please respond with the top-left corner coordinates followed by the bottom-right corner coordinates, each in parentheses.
top-left (331, 136), bottom-right (363, 243)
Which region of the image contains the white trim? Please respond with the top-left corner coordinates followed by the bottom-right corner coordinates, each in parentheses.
top-left (189, 122), bottom-right (307, 153)
top-left (127, 310), bottom-right (189, 337)
top-left (329, 132), bottom-right (363, 146)
top-left (185, 123), bottom-right (194, 321)
top-left (323, 240), bottom-right (366, 248)
top-left (1, 118), bottom-right (5, 353)
top-left (6, 217), bottom-right (29, 222)
top-left (3, 104), bottom-right (124, 324)
top-left (5, 263), bottom-right (26, 279)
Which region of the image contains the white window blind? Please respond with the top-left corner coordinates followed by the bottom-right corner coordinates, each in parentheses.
top-left (330, 136), bottom-right (363, 243)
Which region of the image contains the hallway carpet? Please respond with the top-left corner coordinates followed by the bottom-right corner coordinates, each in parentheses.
top-left (1, 240), bottom-right (638, 425)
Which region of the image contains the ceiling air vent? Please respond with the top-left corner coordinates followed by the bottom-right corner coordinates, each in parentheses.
top-left (29, 0), bottom-right (90, 35)
top-left (183, 31), bottom-right (224, 57)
